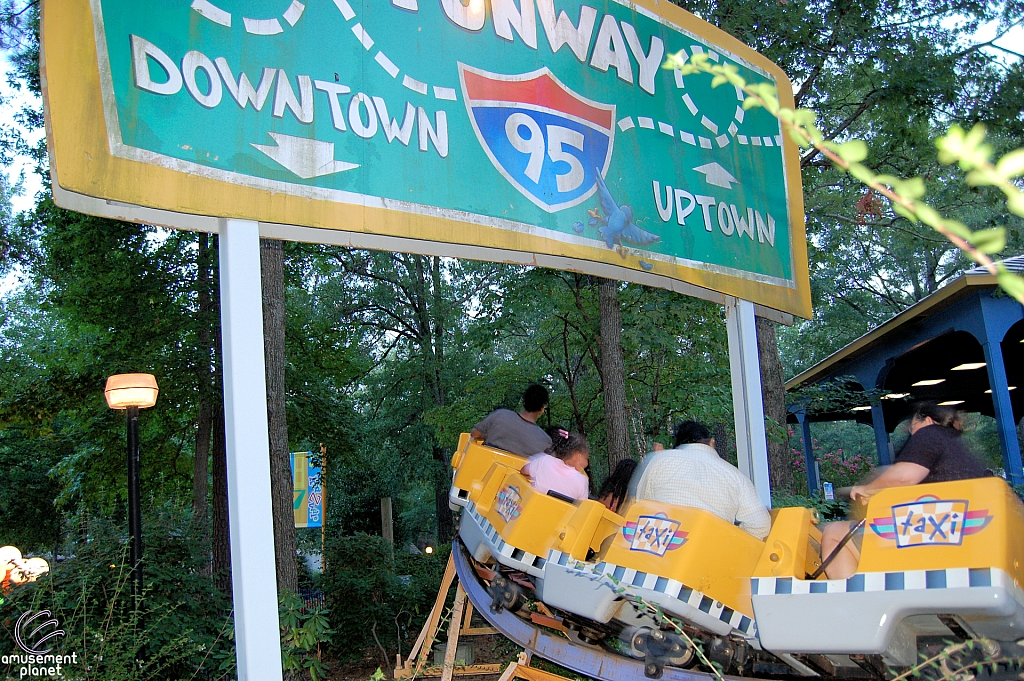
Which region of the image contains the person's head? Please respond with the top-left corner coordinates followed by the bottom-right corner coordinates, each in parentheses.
top-left (674, 420), bottom-right (713, 448)
top-left (546, 427), bottom-right (590, 471)
top-left (909, 401), bottom-right (962, 435)
top-left (598, 459), bottom-right (638, 511)
top-left (523, 384), bottom-right (549, 415)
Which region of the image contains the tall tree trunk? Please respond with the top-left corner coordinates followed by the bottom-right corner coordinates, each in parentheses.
top-left (433, 447), bottom-right (455, 543)
top-left (210, 234), bottom-right (231, 596)
top-left (711, 422), bottom-right (732, 462)
top-left (427, 257), bottom-right (454, 543)
top-left (598, 278), bottom-right (630, 467)
top-left (211, 407), bottom-right (232, 596)
top-left (193, 233), bottom-right (212, 576)
top-left (260, 238), bottom-right (298, 594)
top-left (756, 316), bottom-right (792, 493)
top-left (193, 399), bottom-right (212, 571)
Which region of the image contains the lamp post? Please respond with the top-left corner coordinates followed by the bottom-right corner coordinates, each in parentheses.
top-left (104, 373), bottom-right (159, 606)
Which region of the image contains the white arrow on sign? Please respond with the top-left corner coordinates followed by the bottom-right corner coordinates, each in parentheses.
top-left (251, 132), bottom-right (359, 179)
top-left (693, 162), bottom-right (739, 189)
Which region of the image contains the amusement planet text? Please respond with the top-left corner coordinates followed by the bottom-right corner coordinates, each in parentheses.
top-left (1, 652), bottom-right (78, 678)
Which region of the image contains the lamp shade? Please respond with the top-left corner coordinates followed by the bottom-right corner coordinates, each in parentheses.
top-left (0, 545), bottom-right (22, 570)
top-left (105, 373), bottom-right (159, 409)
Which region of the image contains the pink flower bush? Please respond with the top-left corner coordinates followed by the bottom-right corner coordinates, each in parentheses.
top-left (789, 438), bottom-right (875, 489)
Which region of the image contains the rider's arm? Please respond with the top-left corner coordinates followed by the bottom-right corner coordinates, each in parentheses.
top-left (849, 462), bottom-right (929, 502)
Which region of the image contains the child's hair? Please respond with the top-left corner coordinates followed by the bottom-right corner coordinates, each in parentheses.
top-left (911, 401), bottom-right (963, 434)
top-left (545, 426), bottom-right (589, 460)
top-left (597, 459), bottom-right (638, 511)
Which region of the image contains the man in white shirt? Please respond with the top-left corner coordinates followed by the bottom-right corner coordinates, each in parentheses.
top-left (631, 421), bottom-right (771, 540)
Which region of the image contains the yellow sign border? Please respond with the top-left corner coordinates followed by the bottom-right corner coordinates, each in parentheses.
top-left (41, 0), bottom-right (811, 318)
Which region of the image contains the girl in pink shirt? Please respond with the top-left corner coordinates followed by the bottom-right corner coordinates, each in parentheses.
top-left (522, 429), bottom-right (590, 501)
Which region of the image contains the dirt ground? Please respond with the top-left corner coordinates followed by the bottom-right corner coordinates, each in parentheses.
top-left (327, 634), bottom-right (521, 681)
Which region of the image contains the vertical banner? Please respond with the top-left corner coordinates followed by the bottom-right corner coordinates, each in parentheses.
top-left (290, 451), bottom-right (324, 529)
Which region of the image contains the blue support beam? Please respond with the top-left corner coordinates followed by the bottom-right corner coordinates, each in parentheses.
top-left (871, 404), bottom-right (892, 466)
top-left (797, 412), bottom-right (820, 495)
top-left (983, 341), bottom-right (1023, 485)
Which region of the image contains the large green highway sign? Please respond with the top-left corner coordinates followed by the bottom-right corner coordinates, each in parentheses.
top-left (43, 0), bottom-right (810, 316)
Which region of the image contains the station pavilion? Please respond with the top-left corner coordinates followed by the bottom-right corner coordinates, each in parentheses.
top-left (785, 256), bottom-right (1024, 492)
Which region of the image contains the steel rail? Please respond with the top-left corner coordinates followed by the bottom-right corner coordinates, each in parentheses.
top-left (452, 542), bottom-right (742, 681)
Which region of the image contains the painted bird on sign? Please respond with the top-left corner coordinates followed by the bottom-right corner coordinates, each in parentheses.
top-left (593, 171), bottom-right (660, 251)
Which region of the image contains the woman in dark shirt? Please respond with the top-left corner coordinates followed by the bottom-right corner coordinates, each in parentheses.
top-left (820, 402), bottom-right (987, 579)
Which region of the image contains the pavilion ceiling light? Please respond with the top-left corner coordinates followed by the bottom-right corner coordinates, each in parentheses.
top-left (851, 406), bottom-right (872, 412)
top-left (912, 379), bottom-right (946, 386)
top-left (883, 393), bottom-right (909, 399)
top-left (985, 387), bottom-right (1017, 393)
top-left (938, 400), bottom-right (965, 406)
top-left (951, 362), bottom-right (986, 371)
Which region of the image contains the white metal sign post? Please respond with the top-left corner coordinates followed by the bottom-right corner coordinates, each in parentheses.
top-left (218, 218), bottom-right (284, 681)
top-left (725, 297), bottom-right (772, 508)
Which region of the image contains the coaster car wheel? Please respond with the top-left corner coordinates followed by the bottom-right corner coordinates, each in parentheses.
top-left (487, 574), bottom-right (525, 613)
top-left (630, 626), bottom-right (696, 679)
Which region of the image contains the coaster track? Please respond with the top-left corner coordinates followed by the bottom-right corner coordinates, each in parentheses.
top-left (452, 542), bottom-right (739, 681)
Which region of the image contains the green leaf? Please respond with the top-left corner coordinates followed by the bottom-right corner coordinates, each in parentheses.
top-left (846, 162), bottom-right (875, 183)
top-left (965, 123), bottom-right (988, 149)
top-left (788, 128), bottom-right (810, 147)
top-left (936, 125), bottom-right (965, 164)
top-left (893, 177), bottom-right (926, 200)
top-left (836, 140), bottom-right (869, 163)
top-left (997, 271), bottom-right (1024, 302)
top-left (793, 109), bottom-right (817, 129)
top-left (965, 169), bottom-right (996, 187)
top-left (893, 204), bottom-right (918, 223)
top-left (663, 50), bottom-right (690, 70)
top-left (969, 228), bottom-right (1006, 254)
top-left (1008, 192), bottom-right (1024, 217)
top-left (915, 204), bottom-right (942, 227)
top-left (941, 220), bottom-right (972, 240)
top-left (995, 149), bottom-right (1024, 179)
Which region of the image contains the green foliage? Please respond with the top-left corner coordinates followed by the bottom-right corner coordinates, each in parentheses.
top-left (663, 51), bottom-right (1024, 304)
top-left (0, 0), bottom-right (1021, 671)
top-left (788, 443), bottom-right (875, 490)
top-left (0, 508), bottom-right (234, 680)
top-left (0, 422), bottom-right (60, 551)
top-left (320, 533), bottom-right (449, 665)
top-left (279, 590), bottom-right (333, 681)
top-left (772, 491), bottom-right (848, 521)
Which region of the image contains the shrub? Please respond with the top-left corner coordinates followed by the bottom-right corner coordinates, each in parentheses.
top-left (0, 508), bottom-right (234, 680)
top-left (771, 492), bottom-right (847, 522)
top-left (786, 431), bottom-right (875, 491)
top-left (321, 534), bottom-right (449, 667)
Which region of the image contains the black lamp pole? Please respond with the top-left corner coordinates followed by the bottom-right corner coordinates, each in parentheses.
top-left (126, 405), bottom-right (143, 605)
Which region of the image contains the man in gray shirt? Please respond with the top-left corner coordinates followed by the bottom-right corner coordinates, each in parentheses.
top-left (471, 384), bottom-right (552, 456)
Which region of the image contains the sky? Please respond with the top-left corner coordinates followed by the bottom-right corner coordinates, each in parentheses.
top-left (0, 53), bottom-right (44, 215)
